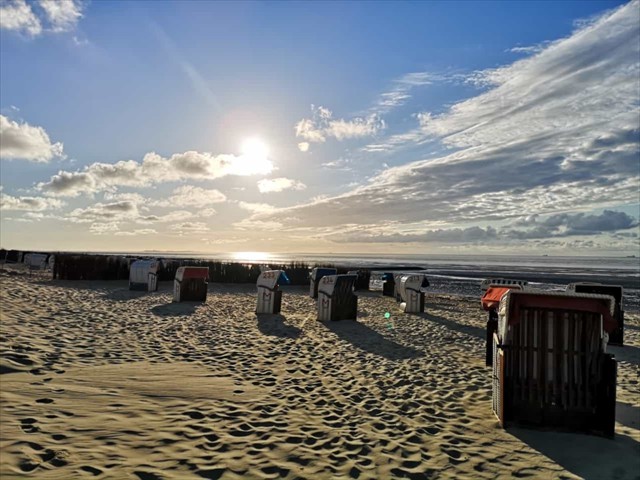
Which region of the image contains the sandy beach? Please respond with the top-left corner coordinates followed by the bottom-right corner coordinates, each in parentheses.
top-left (1, 269), bottom-right (639, 480)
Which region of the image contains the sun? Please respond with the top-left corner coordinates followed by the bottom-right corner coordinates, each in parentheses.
top-left (238, 137), bottom-right (273, 175)
top-left (242, 138), bottom-right (269, 159)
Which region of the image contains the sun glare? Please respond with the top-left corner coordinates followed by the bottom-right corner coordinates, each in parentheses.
top-left (232, 251), bottom-right (272, 262)
top-left (238, 137), bottom-right (273, 175)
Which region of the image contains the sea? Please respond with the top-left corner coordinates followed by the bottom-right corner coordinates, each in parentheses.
top-left (120, 251), bottom-right (640, 312)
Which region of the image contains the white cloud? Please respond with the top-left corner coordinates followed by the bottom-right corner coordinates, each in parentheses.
top-left (0, 114), bottom-right (64, 162)
top-left (114, 228), bottom-right (157, 237)
top-left (237, 201), bottom-right (276, 214)
top-left (68, 201), bottom-right (139, 223)
top-left (0, 0), bottom-right (41, 36)
top-left (170, 222), bottom-right (210, 234)
top-left (295, 105), bottom-right (385, 145)
top-left (298, 142), bottom-right (310, 152)
top-left (39, 0), bottom-right (83, 32)
top-left (0, 192), bottom-right (65, 211)
top-left (248, 1), bottom-right (640, 245)
top-left (257, 177), bottom-right (307, 193)
top-left (0, 0), bottom-right (84, 36)
top-left (153, 185), bottom-right (226, 208)
top-left (39, 150), bottom-right (274, 197)
top-left (89, 222), bottom-right (119, 235)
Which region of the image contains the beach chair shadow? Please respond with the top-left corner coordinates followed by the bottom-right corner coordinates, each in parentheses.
top-left (419, 313), bottom-right (485, 340)
top-left (323, 320), bottom-right (422, 360)
top-left (256, 314), bottom-right (301, 339)
top-left (103, 288), bottom-right (149, 302)
top-left (508, 428), bottom-right (640, 480)
top-left (616, 402), bottom-right (640, 431)
top-left (151, 302), bottom-right (200, 317)
top-left (608, 344), bottom-right (640, 367)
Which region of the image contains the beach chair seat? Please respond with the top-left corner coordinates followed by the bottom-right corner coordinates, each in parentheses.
top-left (309, 267), bottom-right (338, 299)
top-left (567, 283), bottom-right (624, 346)
top-left (492, 289), bottom-right (617, 437)
top-left (173, 267), bottom-right (209, 302)
top-left (317, 274), bottom-right (358, 321)
top-left (256, 270), bottom-right (290, 314)
top-left (397, 274), bottom-right (429, 313)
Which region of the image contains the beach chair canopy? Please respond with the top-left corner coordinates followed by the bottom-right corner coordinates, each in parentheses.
top-left (310, 267), bottom-right (337, 279)
top-left (567, 283), bottom-right (623, 305)
top-left (399, 274), bottom-right (429, 294)
top-left (257, 270), bottom-right (290, 290)
top-left (481, 286), bottom-right (522, 311)
top-left (175, 266), bottom-right (209, 282)
top-left (498, 289), bottom-right (616, 333)
top-left (130, 259), bottom-right (159, 282)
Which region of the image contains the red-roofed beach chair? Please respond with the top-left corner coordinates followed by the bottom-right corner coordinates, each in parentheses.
top-left (492, 290), bottom-right (617, 437)
top-left (173, 266), bottom-right (209, 302)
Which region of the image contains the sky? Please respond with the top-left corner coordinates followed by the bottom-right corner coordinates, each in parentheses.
top-left (0, 0), bottom-right (639, 256)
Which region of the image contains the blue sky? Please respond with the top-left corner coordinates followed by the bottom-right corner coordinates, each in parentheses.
top-left (0, 0), bottom-right (638, 255)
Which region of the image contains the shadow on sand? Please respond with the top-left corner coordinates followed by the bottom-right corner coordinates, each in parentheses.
top-left (509, 427), bottom-right (640, 480)
top-left (151, 302), bottom-right (201, 317)
top-left (323, 320), bottom-right (423, 360)
top-left (608, 344), bottom-right (640, 367)
top-left (256, 314), bottom-right (301, 339)
top-left (616, 402), bottom-right (640, 431)
top-left (419, 312), bottom-right (485, 341)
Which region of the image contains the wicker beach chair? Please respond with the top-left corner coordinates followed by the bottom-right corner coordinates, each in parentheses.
top-left (256, 270), bottom-right (290, 314)
top-left (173, 266), bottom-right (209, 302)
top-left (317, 274), bottom-right (358, 321)
top-left (567, 283), bottom-right (624, 346)
top-left (492, 289), bottom-right (617, 437)
top-left (397, 274), bottom-right (429, 313)
top-left (481, 278), bottom-right (528, 292)
top-left (309, 267), bottom-right (338, 299)
top-left (129, 259), bottom-right (160, 292)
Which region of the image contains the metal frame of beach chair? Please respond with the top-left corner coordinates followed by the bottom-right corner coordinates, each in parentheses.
top-left (492, 289), bottom-right (617, 437)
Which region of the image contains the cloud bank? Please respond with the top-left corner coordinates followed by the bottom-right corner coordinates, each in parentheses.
top-left (0, 0), bottom-right (83, 36)
top-left (0, 114), bottom-right (64, 162)
top-left (251, 1), bottom-right (639, 246)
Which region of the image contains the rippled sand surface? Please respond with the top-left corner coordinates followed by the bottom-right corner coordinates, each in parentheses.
top-left (1, 270), bottom-right (638, 479)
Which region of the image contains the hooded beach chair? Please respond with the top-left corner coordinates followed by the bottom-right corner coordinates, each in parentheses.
top-left (567, 283), bottom-right (624, 346)
top-left (256, 270), bottom-right (290, 314)
top-left (173, 266), bottom-right (209, 302)
top-left (492, 289), bottom-right (617, 437)
top-left (317, 274), bottom-right (358, 321)
top-left (129, 259), bottom-right (160, 292)
top-left (397, 274), bottom-right (430, 313)
top-left (381, 272), bottom-right (396, 297)
top-left (309, 267), bottom-right (337, 299)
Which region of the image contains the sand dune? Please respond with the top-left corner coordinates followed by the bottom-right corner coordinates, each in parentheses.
top-left (1, 270), bottom-right (638, 479)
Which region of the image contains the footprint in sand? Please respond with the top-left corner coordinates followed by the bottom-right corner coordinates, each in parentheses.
top-left (35, 398), bottom-right (54, 404)
top-left (19, 418), bottom-right (40, 434)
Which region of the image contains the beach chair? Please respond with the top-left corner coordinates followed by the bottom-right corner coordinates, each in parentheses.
top-left (309, 267), bottom-right (337, 299)
top-left (567, 283), bottom-right (624, 346)
top-left (492, 289), bottom-right (617, 437)
top-left (381, 272), bottom-right (396, 297)
top-left (481, 278), bottom-right (528, 292)
top-left (129, 259), bottom-right (160, 292)
top-left (397, 274), bottom-right (429, 313)
top-left (256, 270), bottom-right (290, 314)
top-left (173, 266), bottom-right (209, 302)
top-left (481, 285), bottom-right (524, 366)
top-left (317, 274), bottom-right (358, 321)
